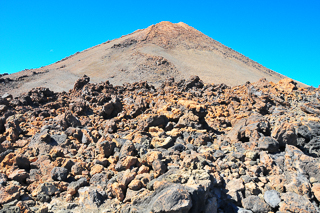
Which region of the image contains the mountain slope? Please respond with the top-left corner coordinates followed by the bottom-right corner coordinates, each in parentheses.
top-left (1, 21), bottom-right (295, 97)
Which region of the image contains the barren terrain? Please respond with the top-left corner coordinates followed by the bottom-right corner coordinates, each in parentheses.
top-left (0, 21), bottom-right (300, 97)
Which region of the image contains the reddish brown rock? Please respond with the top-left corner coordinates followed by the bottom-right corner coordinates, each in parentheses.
top-left (276, 78), bottom-right (297, 92)
top-left (0, 74), bottom-right (319, 213)
top-left (146, 151), bottom-right (162, 166)
top-left (118, 169), bottom-right (136, 187)
top-left (71, 162), bottom-right (86, 176)
top-left (16, 201), bottom-right (32, 213)
top-left (90, 164), bottom-right (104, 176)
top-left (111, 182), bottom-right (125, 201)
top-left (8, 169), bottom-right (29, 183)
top-left (128, 179), bottom-right (142, 191)
top-left (0, 181), bottom-right (20, 205)
top-left (272, 122), bottom-right (297, 148)
top-left (115, 156), bottom-right (138, 171)
top-left (226, 178), bottom-right (245, 204)
top-left (138, 165), bottom-right (150, 174)
top-left (312, 183), bottom-right (320, 202)
top-left (73, 75), bottom-right (90, 90)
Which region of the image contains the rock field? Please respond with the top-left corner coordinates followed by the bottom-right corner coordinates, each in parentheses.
top-left (0, 75), bottom-right (320, 213)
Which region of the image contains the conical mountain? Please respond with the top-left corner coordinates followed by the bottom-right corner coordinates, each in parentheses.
top-left (2, 21), bottom-right (290, 96)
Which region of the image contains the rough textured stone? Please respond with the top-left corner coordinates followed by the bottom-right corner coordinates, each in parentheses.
top-left (1, 74), bottom-right (320, 213)
top-left (97, 140), bottom-right (116, 157)
top-left (0, 181), bottom-right (20, 205)
top-left (73, 75), bottom-right (90, 90)
top-left (272, 123), bottom-right (297, 148)
top-left (8, 169), bottom-right (29, 183)
top-left (312, 183), bottom-right (320, 202)
top-left (51, 167), bottom-right (68, 181)
top-left (147, 184), bottom-right (193, 213)
top-left (264, 190), bottom-right (281, 208)
top-left (31, 183), bottom-right (59, 197)
top-left (67, 177), bottom-right (88, 195)
top-left (242, 195), bottom-right (271, 213)
top-left (78, 187), bottom-right (103, 208)
top-left (226, 178), bottom-right (245, 204)
top-left (279, 192), bottom-right (318, 213)
top-left (257, 136), bottom-right (279, 153)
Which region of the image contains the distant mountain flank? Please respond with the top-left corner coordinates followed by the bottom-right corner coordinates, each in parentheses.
top-left (0, 21), bottom-right (303, 97)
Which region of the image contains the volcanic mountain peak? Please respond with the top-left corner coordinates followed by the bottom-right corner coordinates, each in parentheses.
top-left (143, 21), bottom-right (198, 38)
top-left (132, 21), bottom-right (212, 49)
top-left (1, 21), bottom-right (304, 97)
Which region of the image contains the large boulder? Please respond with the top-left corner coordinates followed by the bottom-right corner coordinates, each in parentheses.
top-left (74, 75), bottom-right (90, 90)
top-left (279, 192), bottom-right (318, 212)
top-left (272, 122), bottom-right (297, 148)
top-left (242, 195), bottom-right (271, 213)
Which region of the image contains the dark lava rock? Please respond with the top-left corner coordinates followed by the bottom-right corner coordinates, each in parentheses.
top-left (119, 140), bottom-right (137, 158)
top-left (97, 140), bottom-right (116, 158)
top-left (15, 155), bottom-right (30, 170)
top-left (90, 173), bottom-right (109, 188)
top-left (51, 167), bottom-right (68, 181)
top-left (123, 183), bottom-right (192, 213)
top-left (57, 112), bottom-right (82, 129)
top-left (242, 195), bottom-right (271, 213)
top-left (78, 187), bottom-right (104, 208)
top-left (272, 122), bottom-right (297, 148)
top-left (68, 177), bottom-right (88, 195)
top-left (74, 75), bottom-right (90, 90)
top-left (257, 137), bottom-right (279, 153)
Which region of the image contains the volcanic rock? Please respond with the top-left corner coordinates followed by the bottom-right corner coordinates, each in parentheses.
top-left (0, 75), bottom-right (318, 213)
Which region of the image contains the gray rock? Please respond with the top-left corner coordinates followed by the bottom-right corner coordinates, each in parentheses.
top-left (186, 184), bottom-right (208, 213)
top-left (242, 195), bottom-right (271, 213)
top-left (148, 184), bottom-right (192, 213)
top-left (0, 173), bottom-right (7, 186)
top-left (237, 208), bottom-right (253, 213)
top-left (264, 190), bottom-right (281, 208)
top-left (90, 173), bottom-right (109, 187)
top-left (152, 159), bottom-right (167, 176)
top-left (51, 134), bottom-right (67, 145)
top-left (15, 155), bottom-right (30, 170)
top-left (258, 137), bottom-right (279, 153)
top-left (124, 183), bottom-right (192, 213)
top-left (55, 210), bottom-right (73, 213)
top-left (51, 167), bottom-right (68, 181)
top-left (68, 177), bottom-right (88, 195)
top-left (78, 187), bottom-right (104, 208)
top-left (36, 183), bottom-right (59, 196)
top-left (97, 140), bottom-right (116, 157)
top-left (101, 102), bottom-right (114, 118)
top-left (271, 122), bottom-right (297, 148)
top-left (119, 140), bottom-right (137, 158)
top-left (280, 192), bottom-right (318, 212)
top-left (226, 178), bottom-right (245, 205)
top-left (57, 112), bottom-right (81, 129)
top-left (204, 197), bottom-right (218, 213)
top-left (37, 193), bottom-right (51, 202)
top-left (0, 206), bottom-right (20, 213)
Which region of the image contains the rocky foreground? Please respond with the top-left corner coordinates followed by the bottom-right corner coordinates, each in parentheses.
top-left (0, 75), bottom-right (320, 213)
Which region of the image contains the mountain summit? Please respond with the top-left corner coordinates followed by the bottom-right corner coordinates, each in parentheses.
top-left (1, 21), bottom-right (289, 96)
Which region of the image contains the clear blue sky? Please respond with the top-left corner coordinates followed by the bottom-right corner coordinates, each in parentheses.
top-left (0, 0), bottom-right (319, 86)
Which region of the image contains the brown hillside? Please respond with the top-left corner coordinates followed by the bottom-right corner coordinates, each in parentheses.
top-left (0, 21), bottom-right (303, 97)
